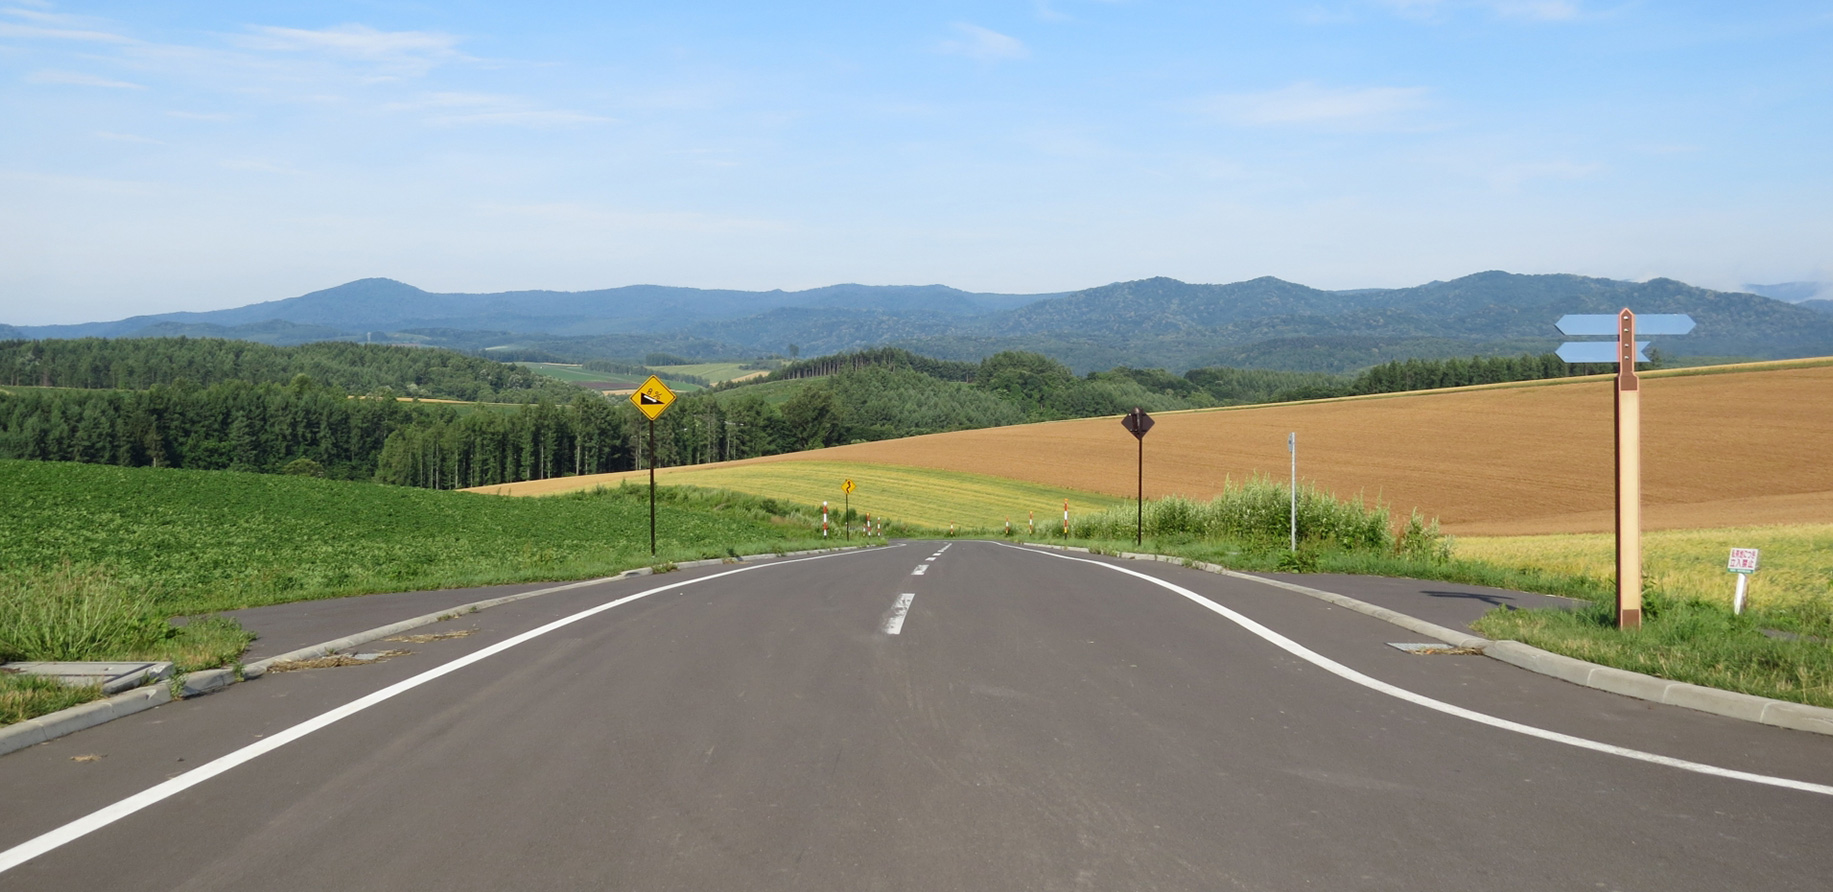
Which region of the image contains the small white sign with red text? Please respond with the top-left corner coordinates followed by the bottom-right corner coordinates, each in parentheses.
top-left (1728, 548), bottom-right (1760, 574)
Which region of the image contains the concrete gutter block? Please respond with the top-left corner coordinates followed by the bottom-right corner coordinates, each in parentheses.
top-left (179, 668), bottom-right (237, 698)
top-left (1662, 683), bottom-right (1774, 723)
top-left (1585, 667), bottom-right (1676, 703)
top-left (1483, 641), bottom-right (1599, 687)
top-left (1759, 701), bottom-right (1833, 735)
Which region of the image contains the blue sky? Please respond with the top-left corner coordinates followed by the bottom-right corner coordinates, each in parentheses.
top-left (2, 1), bottom-right (1829, 324)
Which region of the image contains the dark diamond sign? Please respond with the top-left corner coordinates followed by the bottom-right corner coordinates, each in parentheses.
top-left (1121, 408), bottom-right (1154, 440)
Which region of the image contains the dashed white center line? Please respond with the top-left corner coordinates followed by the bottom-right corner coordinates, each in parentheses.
top-left (883, 593), bottom-right (916, 635)
top-left (912, 564), bottom-right (928, 575)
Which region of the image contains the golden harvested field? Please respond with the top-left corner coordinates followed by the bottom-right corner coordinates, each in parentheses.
top-left (474, 358), bottom-right (1833, 536)
top-left (498, 461), bottom-right (1127, 529)
top-left (1458, 524), bottom-right (1833, 614)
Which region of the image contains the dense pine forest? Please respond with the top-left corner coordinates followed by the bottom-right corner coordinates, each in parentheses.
top-left (0, 338), bottom-right (1615, 491)
top-left (0, 338), bottom-right (581, 402)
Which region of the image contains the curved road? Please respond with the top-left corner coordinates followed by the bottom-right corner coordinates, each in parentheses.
top-left (2, 541), bottom-right (1830, 890)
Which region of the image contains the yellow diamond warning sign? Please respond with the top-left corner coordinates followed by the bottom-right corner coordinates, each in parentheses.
top-left (842, 478), bottom-right (856, 495)
top-left (630, 375), bottom-right (676, 420)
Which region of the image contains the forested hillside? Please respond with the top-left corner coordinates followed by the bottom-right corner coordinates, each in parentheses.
top-left (0, 337), bottom-right (1618, 491)
top-left (0, 338), bottom-right (581, 403)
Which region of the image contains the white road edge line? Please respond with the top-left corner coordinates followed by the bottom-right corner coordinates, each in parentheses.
top-left (884, 593), bottom-right (916, 635)
top-left (1002, 543), bottom-right (1833, 798)
top-left (0, 545), bottom-right (901, 876)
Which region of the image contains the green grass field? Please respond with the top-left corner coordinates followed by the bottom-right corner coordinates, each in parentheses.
top-left (650, 362), bottom-right (764, 383)
top-left (705, 377), bottom-right (814, 406)
top-left (0, 459), bottom-right (838, 724)
top-left (0, 460), bottom-right (828, 617)
top-left (518, 362), bottom-right (705, 391)
top-left (642, 460), bottom-right (1128, 529)
top-left (517, 362), bottom-right (641, 385)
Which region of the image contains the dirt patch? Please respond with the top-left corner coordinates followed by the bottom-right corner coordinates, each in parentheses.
top-left (266, 650), bottom-right (411, 672)
top-left (385, 629), bottom-right (477, 644)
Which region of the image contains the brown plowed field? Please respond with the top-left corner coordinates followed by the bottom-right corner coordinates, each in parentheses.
top-left (475, 359), bottom-right (1833, 536)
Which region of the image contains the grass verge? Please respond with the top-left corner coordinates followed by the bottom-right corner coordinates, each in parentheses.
top-left (1002, 515), bottom-right (1833, 709)
top-left (1, 460), bottom-right (841, 725)
top-left (0, 674), bottom-right (103, 726)
top-left (1471, 596), bottom-right (1833, 708)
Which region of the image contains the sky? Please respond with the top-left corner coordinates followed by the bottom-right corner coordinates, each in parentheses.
top-left (1, 1), bottom-right (1830, 325)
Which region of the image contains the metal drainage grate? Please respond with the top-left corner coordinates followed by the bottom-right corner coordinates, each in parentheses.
top-left (1387, 642), bottom-right (1484, 656)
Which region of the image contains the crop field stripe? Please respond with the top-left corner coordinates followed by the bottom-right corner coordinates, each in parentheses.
top-left (474, 360), bottom-right (1832, 537)
top-left (0, 546), bottom-right (897, 876)
top-left (1005, 543), bottom-right (1833, 798)
top-left (468, 460), bottom-right (1128, 528)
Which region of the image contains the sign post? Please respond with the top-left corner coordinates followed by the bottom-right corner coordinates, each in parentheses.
top-left (1120, 408), bottom-right (1154, 545)
top-left (842, 478), bottom-right (855, 540)
top-left (1555, 310), bottom-right (1693, 629)
top-left (1728, 548), bottom-right (1760, 614)
top-left (629, 375), bottom-right (678, 556)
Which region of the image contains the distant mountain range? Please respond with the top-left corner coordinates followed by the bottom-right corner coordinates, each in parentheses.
top-left (10, 272), bottom-right (1833, 374)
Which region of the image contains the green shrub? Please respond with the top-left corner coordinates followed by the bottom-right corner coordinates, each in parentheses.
top-left (1069, 476), bottom-right (1396, 552)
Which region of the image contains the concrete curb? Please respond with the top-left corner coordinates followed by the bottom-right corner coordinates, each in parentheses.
top-left (0, 684), bottom-right (171, 758)
top-left (1, 544), bottom-right (881, 757)
top-left (1021, 542), bottom-right (1833, 737)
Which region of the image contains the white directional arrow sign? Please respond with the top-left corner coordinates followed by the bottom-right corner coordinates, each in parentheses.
top-left (1557, 341), bottom-right (1649, 363)
top-left (1556, 313), bottom-right (1695, 336)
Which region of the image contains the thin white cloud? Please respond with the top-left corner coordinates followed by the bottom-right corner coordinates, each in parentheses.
top-left (1375, 0), bottom-right (1582, 22)
top-left (1197, 82), bottom-right (1430, 127)
top-left (26, 68), bottom-right (145, 89)
top-left (1490, 1), bottom-right (1579, 20)
top-left (230, 24), bottom-right (466, 76)
top-left (938, 23), bottom-right (1029, 61)
top-left (387, 91), bottom-right (613, 128)
top-left (166, 110), bottom-right (233, 121)
top-left (219, 158), bottom-right (303, 175)
top-left (1488, 159), bottom-right (1602, 191)
top-left (95, 131), bottom-right (164, 144)
top-left (0, 21), bottom-right (135, 42)
top-left (483, 202), bottom-right (792, 235)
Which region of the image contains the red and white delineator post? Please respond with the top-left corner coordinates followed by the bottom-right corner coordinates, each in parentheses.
top-left (822, 501), bottom-right (829, 538)
top-left (1028, 511), bottom-right (1034, 536)
top-left (1062, 499), bottom-right (1069, 536)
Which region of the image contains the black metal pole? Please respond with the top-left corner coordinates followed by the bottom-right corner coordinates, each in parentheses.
top-left (648, 417), bottom-right (657, 556)
top-left (1136, 434), bottom-right (1143, 546)
top-left (844, 493), bottom-right (850, 540)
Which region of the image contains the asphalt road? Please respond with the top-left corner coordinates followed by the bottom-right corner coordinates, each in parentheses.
top-left (3, 541), bottom-right (1830, 891)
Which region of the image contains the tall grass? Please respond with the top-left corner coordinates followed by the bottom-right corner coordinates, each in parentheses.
top-left (0, 567), bottom-right (167, 662)
top-left (1066, 476), bottom-right (1396, 551)
top-left (0, 566), bottom-right (253, 668)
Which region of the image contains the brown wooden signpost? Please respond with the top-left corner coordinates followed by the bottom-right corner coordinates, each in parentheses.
top-left (1556, 310), bottom-right (1693, 629)
top-left (1120, 408), bottom-right (1154, 545)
